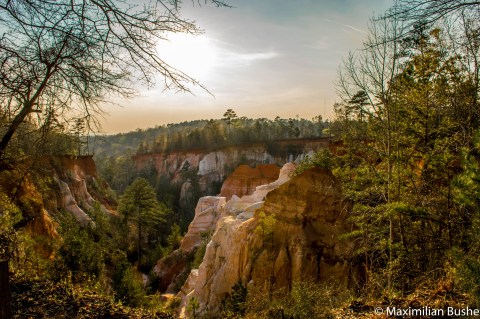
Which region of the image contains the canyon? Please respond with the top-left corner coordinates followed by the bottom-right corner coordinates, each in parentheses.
top-left (8, 142), bottom-right (354, 318)
top-left (153, 159), bottom-right (354, 318)
top-left (134, 138), bottom-right (329, 197)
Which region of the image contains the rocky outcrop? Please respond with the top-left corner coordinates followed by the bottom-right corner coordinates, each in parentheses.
top-left (153, 196), bottom-right (226, 293)
top-left (219, 164), bottom-right (280, 200)
top-left (0, 156), bottom-right (115, 261)
top-left (180, 167), bottom-right (353, 316)
top-left (135, 139), bottom-right (328, 198)
top-left (172, 163), bottom-right (296, 316)
top-left (53, 156), bottom-right (114, 225)
top-left (179, 181), bottom-right (194, 210)
top-left (180, 197), bottom-right (227, 252)
top-left (58, 180), bottom-right (92, 226)
top-left (241, 163), bottom-right (296, 204)
top-left (155, 163), bottom-right (295, 297)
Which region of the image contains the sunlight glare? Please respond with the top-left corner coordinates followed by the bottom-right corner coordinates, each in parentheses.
top-left (157, 33), bottom-right (218, 81)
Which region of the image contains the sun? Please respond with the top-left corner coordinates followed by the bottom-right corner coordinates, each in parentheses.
top-left (157, 33), bottom-right (218, 81)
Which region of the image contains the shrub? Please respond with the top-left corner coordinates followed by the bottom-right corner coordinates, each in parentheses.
top-left (292, 149), bottom-right (332, 177)
top-left (245, 280), bottom-right (350, 319)
top-left (111, 251), bottom-right (146, 306)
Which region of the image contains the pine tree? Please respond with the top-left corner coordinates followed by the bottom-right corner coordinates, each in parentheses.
top-left (118, 178), bottom-right (165, 263)
top-left (222, 109), bottom-right (238, 136)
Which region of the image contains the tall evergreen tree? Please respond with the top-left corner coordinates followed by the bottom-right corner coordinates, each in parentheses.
top-left (118, 178), bottom-right (166, 263)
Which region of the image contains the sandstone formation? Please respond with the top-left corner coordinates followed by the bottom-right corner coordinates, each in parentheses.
top-left (241, 162), bottom-right (296, 204)
top-left (155, 162), bottom-right (295, 297)
top-left (1, 156), bottom-right (115, 260)
top-left (179, 181), bottom-right (194, 210)
top-left (58, 180), bottom-right (92, 226)
top-left (172, 163), bottom-right (297, 316)
top-left (153, 196), bottom-right (227, 293)
top-left (180, 196), bottom-right (227, 252)
top-left (134, 139), bottom-right (328, 198)
top-left (179, 167), bottom-right (353, 317)
top-left (53, 156), bottom-right (114, 225)
top-left (219, 164), bottom-right (280, 200)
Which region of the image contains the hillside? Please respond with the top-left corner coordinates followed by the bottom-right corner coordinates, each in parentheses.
top-left (94, 128), bottom-right (332, 232)
top-left (92, 116), bottom-right (328, 158)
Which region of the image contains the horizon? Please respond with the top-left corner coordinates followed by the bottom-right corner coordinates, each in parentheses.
top-left (96, 113), bottom-right (333, 136)
top-left (99, 0), bottom-right (393, 134)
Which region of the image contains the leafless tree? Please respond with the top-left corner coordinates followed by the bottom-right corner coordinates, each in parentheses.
top-left (382, 0), bottom-right (480, 36)
top-left (0, 0), bottom-right (228, 158)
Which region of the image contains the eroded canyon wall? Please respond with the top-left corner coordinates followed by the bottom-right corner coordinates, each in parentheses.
top-left (134, 139), bottom-right (329, 196)
top-left (177, 167), bottom-right (353, 317)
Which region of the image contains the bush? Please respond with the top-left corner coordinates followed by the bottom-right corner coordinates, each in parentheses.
top-left (245, 280), bottom-right (350, 319)
top-left (221, 282), bottom-right (247, 317)
top-left (292, 149), bottom-right (332, 177)
top-left (57, 213), bottom-right (105, 280)
top-left (112, 251), bottom-right (146, 307)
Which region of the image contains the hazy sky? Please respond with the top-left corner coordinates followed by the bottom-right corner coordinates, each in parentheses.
top-left (101, 0), bottom-right (393, 133)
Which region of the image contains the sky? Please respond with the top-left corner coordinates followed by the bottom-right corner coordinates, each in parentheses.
top-left (101, 0), bottom-right (393, 133)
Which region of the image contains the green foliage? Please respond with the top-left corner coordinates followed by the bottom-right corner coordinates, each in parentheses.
top-left (93, 116), bottom-right (329, 158)
top-left (10, 276), bottom-right (175, 318)
top-left (292, 148), bottom-right (333, 177)
top-left (450, 246), bottom-right (480, 307)
top-left (333, 12), bottom-right (480, 299)
top-left (124, 179), bottom-right (156, 217)
top-left (221, 282), bottom-right (247, 317)
top-left (57, 211), bottom-right (105, 280)
top-left (191, 231), bottom-right (211, 269)
top-left (244, 280), bottom-right (350, 319)
top-left (187, 297), bottom-right (200, 318)
top-left (112, 251), bottom-right (146, 307)
top-left (95, 153), bottom-right (137, 195)
top-left (139, 243), bottom-right (167, 274)
top-left (223, 109), bottom-right (238, 136)
top-left (0, 193), bottom-right (22, 261)
top-left (167, 224), bottom-right (183, 251)
top-left (254, 211), bottom-right (276, 249)
top-left (118, 178), bottom-right (167, 261)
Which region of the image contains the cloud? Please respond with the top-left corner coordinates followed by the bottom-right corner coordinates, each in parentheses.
top-left (218, 49), bottom-right (280, 66)
top-left (323, 19), bottom-right (367, 34)
top-left (210, 39), bottom-right (280, 67)
top-left (342, 24), bottom-right (367, 34)
top-left (310, 36), bottom-right (330, 50)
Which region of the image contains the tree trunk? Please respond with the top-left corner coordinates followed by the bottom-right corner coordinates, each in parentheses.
top-left (0, 66), bottom-right (53, 158)
top-left (0, 101), bottom-right (34, 158)
top-left (137, 214), bottom-right (141, 264)
top-left (0, 260), bottom-right (11, 319)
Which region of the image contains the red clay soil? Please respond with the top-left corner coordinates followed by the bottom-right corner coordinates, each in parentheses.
top-left (220, 164), bottom-right (280, 200)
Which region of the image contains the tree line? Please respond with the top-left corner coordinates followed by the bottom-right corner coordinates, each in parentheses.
top-left (93, 112), bottom-right (328, 158)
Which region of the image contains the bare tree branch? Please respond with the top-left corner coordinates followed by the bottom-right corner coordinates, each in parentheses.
top-left (0, 0), bottom-right (229, 157)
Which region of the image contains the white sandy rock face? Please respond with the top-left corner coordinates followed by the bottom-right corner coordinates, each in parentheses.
top-left (191, 216), bottom-right (253, 315)
top-left (178, 167), bottom-right (353, 317)
top-left (180, 196), bottom-right (227, 252)
top-left (177, 162), bottom-right (294, 254)
top-left (136, 144), bottom-right (324, 190)
top-left (154, 197), bottom-right (227, 293)
top-left (176, 269), bottom-right (199, 318)
top-left (178, 162), bottom-right (294, 253)
top-left (176, 163), bottom-right (297, 317)
top-left (56, 170), bottom-right (113, 225)
top-left (198, 152), bottom-right (228, 176)
top-left (58, 179), bottom-right (92, 226)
